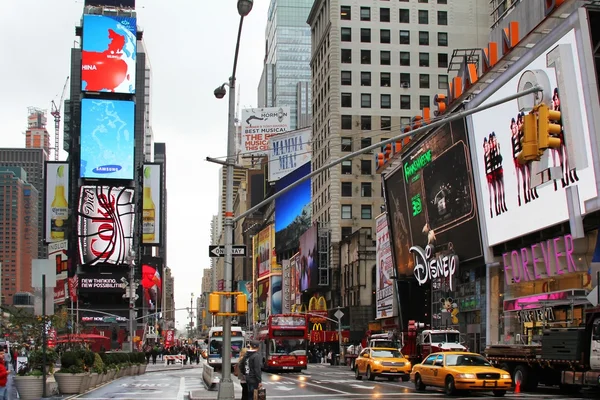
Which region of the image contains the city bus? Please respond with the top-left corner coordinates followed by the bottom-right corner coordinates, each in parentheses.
top-left (207, 326), bottom-right (246, 370)
top-left (256, 314), bottom-right (308, 372)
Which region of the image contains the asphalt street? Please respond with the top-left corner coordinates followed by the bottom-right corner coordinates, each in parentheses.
top-left (65, 362), bottom-right (600, 400)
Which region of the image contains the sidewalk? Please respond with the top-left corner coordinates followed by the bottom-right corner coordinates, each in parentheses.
top-left (146, 362), bottom-right (203, 373)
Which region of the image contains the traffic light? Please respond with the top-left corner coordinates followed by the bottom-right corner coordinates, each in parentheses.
top-left (236, 294), bottom-right (248, 314)
top-left (536, 103), bottom-right (561, 153)
top-left (208, 293), bottom-right (220, 314)
top-left (517, 111), bottom-right (539, 164)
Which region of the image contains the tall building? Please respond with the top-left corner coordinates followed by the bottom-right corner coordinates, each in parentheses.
top-left (154, 142), bottom-right (167, 264)
top-left (24, 107), bottom-right (51, 159)
top-left (216, 166), bottom-right (247, 238)
top-left (163, 266), bottom-right (175, 327)
top-left (257, 0), bottom-right (314, 130)
top-left (141, 41), bottom-right (154, 162)
top-left (0, 167), bottom-right (39, 305)
top-left (0, 148), bottom-right (47, 259)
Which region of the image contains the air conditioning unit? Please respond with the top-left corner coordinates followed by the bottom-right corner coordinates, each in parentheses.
top-left (401, 82), bottom-right (410, 88)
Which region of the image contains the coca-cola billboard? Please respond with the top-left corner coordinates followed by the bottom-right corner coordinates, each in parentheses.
top-left (77, 186), bottom-right (135, 266)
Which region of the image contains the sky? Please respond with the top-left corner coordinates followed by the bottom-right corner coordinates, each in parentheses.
top-left (0, 0), bottom-right (270, 331)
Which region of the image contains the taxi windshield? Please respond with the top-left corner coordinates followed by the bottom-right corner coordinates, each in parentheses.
top-left (372, 349), bottom-right (403, 358)
top-left (445, 354), bottom-right (491, 367)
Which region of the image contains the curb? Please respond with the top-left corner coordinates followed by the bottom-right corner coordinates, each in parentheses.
top-left (146, 365), bottom-right (200, 373)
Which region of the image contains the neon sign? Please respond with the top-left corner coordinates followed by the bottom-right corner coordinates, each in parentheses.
top-left (411, 245), bottom-right (459, 291)
top-left (404, 149), bottom-right (432, 183)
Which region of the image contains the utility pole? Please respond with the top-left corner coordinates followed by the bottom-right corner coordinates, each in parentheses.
top-left (190, 292), bottom-right (194, 338)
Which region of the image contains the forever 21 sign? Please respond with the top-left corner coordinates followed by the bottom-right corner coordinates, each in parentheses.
top-left (410, 244), bottom-right (459, 291)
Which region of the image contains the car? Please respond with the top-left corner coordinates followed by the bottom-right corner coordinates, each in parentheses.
top-left (354, 347), bottom-right (411, 382)
top-left (410, 351), bottom-right (512, 397)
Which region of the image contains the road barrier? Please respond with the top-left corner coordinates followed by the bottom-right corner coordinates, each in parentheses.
top-left (163, 355), bottom-right (186, 364)
top-left (202, 362), bottom-right (218, 391)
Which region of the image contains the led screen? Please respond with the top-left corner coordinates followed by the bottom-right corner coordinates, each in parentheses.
top-left (275, 162), bottom-right (311, 253)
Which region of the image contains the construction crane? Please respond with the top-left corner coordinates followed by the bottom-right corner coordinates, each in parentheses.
top-left (51, 77), bottom-right (70, 161)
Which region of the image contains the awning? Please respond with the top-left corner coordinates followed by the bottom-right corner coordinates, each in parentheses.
top-left (503, 289), bottom-right (589, 311)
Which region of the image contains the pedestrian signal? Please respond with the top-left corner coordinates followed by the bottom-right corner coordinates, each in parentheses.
top-left (236, 294), bottom-right (248, 314)
top-left (517, 112), bottom-right (539, 164)
top-left (537, 104), bottom-right (561, 152)
top-left (208, 293), bottom-right (220, 314)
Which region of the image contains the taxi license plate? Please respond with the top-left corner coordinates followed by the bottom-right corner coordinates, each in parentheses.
top-left (282, 367), bottom-right (293, 370)
top-left (484, 381), bottom-right (496, 387)
top-left (390, 369), bottom-right (397, 373)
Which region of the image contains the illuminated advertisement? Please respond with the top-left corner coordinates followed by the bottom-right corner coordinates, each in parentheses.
top-left (282, 260), bottom-right (291, 314)
top-left (238, 280), bottom-right (253, 322)
top-left (82, 14), bottom-right (137, 94)
top-left (290, 253), bottom-right (301, 305)
top-left (298, 225), bottom-right (318, 291)
top-left (268, 127), bottom-right (312, 182)
top-left (77, 185), bottom-right (135, 266)
top-left (271, 275), bottom-right (282, 315)
top-left (255, 278), bottom-right (270, 322)
top-left (375, 213), bottom-right (396, 320)
top-left (241, 107), bottom-right (291, 156)
top-left (48, 240), bottom-right (69, 304)
top-left (78, 272), bottom-right (128, 293)
top-left (80, 99), bottom-right (135, 180)
top-left (44, 162), bottom-right (70, 244)
top-left (275, 162), bottom-right (311, 254)
top-left (142, 164), bottom-right (162, 245)
top-left (141, 256), bottom-right (163, 311)
top-left (469, 29), bottom-right (597, 246)
top-left (255, 225), bottom-right (276, 279)
top-left (85, 0), bottom-right (135, 8)
top-left (384, 119), bottom-right (482, 277)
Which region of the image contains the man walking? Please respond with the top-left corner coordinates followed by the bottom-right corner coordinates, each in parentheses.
top-left (241, 341), bottom-right (263, 397)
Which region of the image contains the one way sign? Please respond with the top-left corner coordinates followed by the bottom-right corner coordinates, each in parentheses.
top-left (209, 245), bottom-right (247, 258)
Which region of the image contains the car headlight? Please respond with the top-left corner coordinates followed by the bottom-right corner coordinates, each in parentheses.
top-left (456, 373), bottom-right (476, 379)
top-left (373, 361), bottom-right (382, 365)
top-left (501, 374), bottom-right (511, 379)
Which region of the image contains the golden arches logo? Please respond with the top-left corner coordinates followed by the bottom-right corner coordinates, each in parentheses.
top-left (308, 295), bottom-right (327, 311)
top-left (312, 323), bottom-right (323, 331)
top-left (292, 304), bottom-right (306, 313)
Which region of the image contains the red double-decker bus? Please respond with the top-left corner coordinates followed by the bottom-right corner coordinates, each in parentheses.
top-left (256, 314), bottom-right (308, 372)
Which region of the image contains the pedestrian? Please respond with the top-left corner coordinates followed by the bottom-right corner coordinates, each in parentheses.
top-left (0, 350), bottom-right (8, 400)
top-left (241, 341), bottom-right (262, 398)
top-left (2, 348), bottom-right (10, 372)
top-left (235, 348), bottom-right (248, 400)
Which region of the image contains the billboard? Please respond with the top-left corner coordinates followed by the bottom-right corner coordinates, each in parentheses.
top-left (82, 14), bottom-right (137, 94)
top-left (385, 118), bottom-right (482, 279)
top-left (469, 29), bottom-right (597, 246)
top-left (298, 225), bottom-right (318, 291)
top-left (80, 99), bottom-right (135, 180)
top-left (44, 162), bottom-right (70, 243)
top-left (48, 240), bottom-right (69, 304)
top-left (85, 0), bottom-right (135, 7)
top-left (290, 253), bottom-right (301, 305)
top-left (282, 260), bottom-right (291, 314)
top-left (141, 257), bottom-right (163, 311)
top-left (375, 213), bottom-right (396, 320)
top-left (142, 164), bottom-right (162, 245)
top-left (78, 272), bottom-right (128, 293)
top-left (241, 107), bottom-right (290, 156)
top-left (255, 225), bottom-right (276, 279)
top-left (271, 275), bottom-right (282, 315)
top-left (77, 185), bottom-right (135, 265)
top-left (275, 162), bottom-right (311, 253)
top-left (268, 127), bottom-right (312, 181)
top-left (255, 278), bottom-right (270, 322)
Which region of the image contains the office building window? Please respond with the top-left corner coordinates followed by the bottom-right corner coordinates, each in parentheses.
top-left (419, 0), bottom-right (428, 2)
top-left (342, 160), bottom-right (352, 174)
top-left (341, 115), bottom-right (352, 129)
top-left (361, 28), bottom-right (371, 43)
top-left (341, 93), bottom-right (352, 107)
top-left (381, 116), bottom-right (391, 130)
top-left (418, 10), bottom-right (428, 24)
top-left (399, 9), bottom-right (409, 23)
top-left (401, 116), bottom-right (411, 126)
top-left (438, 74), bottom-right (449, 89)
top-left (340, 5), bottom-right (351, 20)
top-left (360, 7), bottom-right (371, 21)
top-left (361, 71), bottom-right (371, 86)
top-left (361, 137), bottom-right (372, 149)
top-left (400, 72), bottom-right (410, 87)
top-left (380, 7), bottom-right (390, 22)
top-left (341, 27), bottom-right (352, 42)
top-left (361, 160), bottom-right (372, 175)
top-left (361, 50), bottom-right (371, 64)
top-left (438, 53), bottom-right (448, 68)
top-left (361, 205), bottom-right (373, 219)
top-left (400, 95), bottom-right (411, 110)
top-left (438, 0), bottom-right (447, 3)
top-left (419, 52), bottom-right (430, 67)
top-left (342, 227), bottom-right (353, 238)
top-left (341, 137), bottom-right (353, 152)
top-left (399, 30), bottom-right (410, 44)
top-left (341, 71), bottom-right (352, 85)
top-left (380, 29), bottom-right (391, 44)
top-left (361, 182), bottom-right (372, 197)
top-left (361, 93), bottom-right (372, 108)
top-left (381, 94), bottom-right (391, 109)
top-left (438, 32), bottom-right (448, 46)
top-left (380, 72), bottom-right (391, 87)
top-left (419, 74), bottom-right (430, 89)
top-left (438, 10), bottom-right (448, 25)
top-left (341, 182), bottom-right (352, 197)
top-left (420, 95), bottom-right (430, 110)
top-left (400, 51), bottom-right (410, 66)
top-left (419, 31), bottom-right (429, 46)
top-left (361, 116), bottom-right (372, 130)
top-left (342, 49), bottom-right (352, 63)
top-left (341, 205), bottom-right (352, 219)
top-left (380, 50), bottom-right (391, 65)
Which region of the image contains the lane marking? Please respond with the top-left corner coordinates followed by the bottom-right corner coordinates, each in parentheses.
top-left (177, 377), bottom-right (185, 400)
top-left (263, 373), bottom-right (368, 395)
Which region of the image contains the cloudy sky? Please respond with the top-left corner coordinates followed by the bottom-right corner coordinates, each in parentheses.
top-left (0, 0), bottom-right (270, 331)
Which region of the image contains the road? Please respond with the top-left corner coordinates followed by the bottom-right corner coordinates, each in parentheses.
top-left (69, 362), bottom-right (600, 400)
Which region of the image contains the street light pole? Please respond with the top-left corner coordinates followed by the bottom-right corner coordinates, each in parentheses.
top-left (215, 2), bottom-right (253, 399)
top-left (128, 252), bottom-right (136, 352)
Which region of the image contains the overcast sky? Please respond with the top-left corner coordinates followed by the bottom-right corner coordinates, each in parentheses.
top-left (0, 0), bottom-right (270, 331)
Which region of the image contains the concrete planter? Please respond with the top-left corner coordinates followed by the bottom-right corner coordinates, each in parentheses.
top-left (79, 373), bottom-right (91, 393)
top-left (131, 365), bottom-right (140, 375)
top-left (107, 369), bottom-right (116, 381)
top-left (89, 373), bottom-right (99, 388)
top-left (14, 375), bottom-right (44, 400)
top-left (139, 364), bottom-right (147, 374)
top-left (55, 372), bottom-right (86, 395)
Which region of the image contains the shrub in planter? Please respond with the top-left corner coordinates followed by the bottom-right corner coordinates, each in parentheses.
top-left (14, 367), bottom-right (44, 400)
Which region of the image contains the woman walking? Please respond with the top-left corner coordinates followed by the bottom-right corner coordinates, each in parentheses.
top-left (235, 348), bottom-right (249, 400)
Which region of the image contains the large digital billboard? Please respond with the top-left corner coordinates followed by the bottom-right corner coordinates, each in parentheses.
top-left (375, 213), bottom-right (396, 320)
top-left (78, 272), bottom-right (128, 293)
top-left (255, 225), bottom-right (276, 279)
top-left (48, 240), bottom-right (69, 305)
top-left (268, 127), bottom-right (312, 182)
top-left (80, 98), bottom-right (135, 180)
top-left (82, 14), bottom-right (137, 94)
top-left (275, 162), bottom-right (311, 254)
top-left (469, 29), bottom-right (597, 246)
top-left (142, 164), bottom-right (163, 245)
top-left (241, 107), bottom-right (290, 156)
top-left (141, 256), bottom-right (163, 312)
top-left (77, 185), bottom-right (135, 266)
top-left (298, 225), bottom-right (318, 291)
top-left (44, 162), bottom-right (70, 243)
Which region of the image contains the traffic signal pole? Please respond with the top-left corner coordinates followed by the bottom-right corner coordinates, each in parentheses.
top-left (228, 85), bottom-right (543, 224)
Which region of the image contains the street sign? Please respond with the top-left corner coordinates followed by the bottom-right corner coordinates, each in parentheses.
top-left (334, 309), bottom-right (344, 320)
top-left (209, 245), bottom-right (247, 258)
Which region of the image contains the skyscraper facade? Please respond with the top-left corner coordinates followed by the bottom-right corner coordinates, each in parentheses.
top-left (25, 107), bottom-right (51, 159)
top-left (257, 0), bottom-right (314, 130)
top-left (154, 142), bottom-right (167, 264)
top-left (0, 167), bottom-right (39, 305)
top-left (163, 266), bottom-right (175, 328)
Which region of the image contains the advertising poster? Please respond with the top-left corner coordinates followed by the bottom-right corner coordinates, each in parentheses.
top-left (85, 0), bottom-right (135, 7)
top-left (44, 162), bottom-right (70, 244)
top-left (290, 253), bottom-right (301, 305)
top-left (81, 14), bottom-right (137, 94)
top-left (275, 162), bottom-right (311, 254)
top-left (80, 98), bottom-right (135, 181)
top-left (271, 275), bottom-right (282, 315)
top-left (241, 107), bottom-right (291, 156)
top-left (78, 273), bottom-right (128, 292)
top-left (282, 260), bottom-right (291, 314)
top-left (48, 240), bottom-right (69, 304)
top-left (256, 225), bottom-right (275, 278)
top-left (469, 29), bottom-right (597, 246)
top-left (256, 278), bottom-right (270, 321)
top-left (142, 164), bottom-right (162, 245)
top-left (141, 256), bottom-right (163, 311)
top-left (298, 225), bottom-right (318, 291)
top-left (376, 213), bottom-right (396, 320)
top-left (77, 186), bottom-right (135, 266)
top-left (268, 127), bottom-right (312, 181)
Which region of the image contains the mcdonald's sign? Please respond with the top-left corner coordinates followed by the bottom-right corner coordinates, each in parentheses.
top-left (308, 294), bottom-right (327, 323)
top-left (312, 322), bottom-right (323, 331)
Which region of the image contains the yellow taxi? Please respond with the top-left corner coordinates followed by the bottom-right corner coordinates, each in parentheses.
top-left (354, 347), bottom-right (411, 382)
top-left (410, 352), bottom-right (512, 397)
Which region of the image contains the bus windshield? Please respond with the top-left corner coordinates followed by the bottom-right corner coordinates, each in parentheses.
top-left (268, 339), bottom-right (307, 356)
top-left (430, 333), bottom-right (460, 343)
top-left (210, 337), bottom-right (245, 357)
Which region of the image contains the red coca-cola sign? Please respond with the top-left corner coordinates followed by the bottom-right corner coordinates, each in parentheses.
top-left (165, 329), bottom-right (174, 347)
top-left (54, 279), bottom-right (67, 304)
top-left (77, 186), bottom-right (135, 265)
